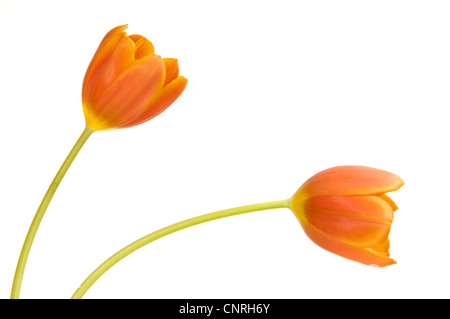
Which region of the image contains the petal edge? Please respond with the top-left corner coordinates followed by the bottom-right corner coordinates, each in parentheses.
top-left (294, 166), bottom-right (405, 200)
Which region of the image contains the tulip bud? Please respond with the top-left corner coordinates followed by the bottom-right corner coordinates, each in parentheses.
top-left (290, 166), bottom-right (404, 267)
top-left (82, 25), bottom-right (187, 131)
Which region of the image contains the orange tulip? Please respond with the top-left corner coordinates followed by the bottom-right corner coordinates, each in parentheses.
top-left (11, 25), bottom-right (188, 298)
top-left (82, 25), bottom-right (187, 131)
top-left (290, 166), bottom-right (404, 267)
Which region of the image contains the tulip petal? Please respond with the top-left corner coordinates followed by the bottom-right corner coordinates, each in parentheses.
top-left (87, 36), bottom-right (136, 110)
top-left (86, 55), bottom-right (165, 130)
top-left (302, 195), bottom-right (394, 247)
top-left (129, 34), bottom-right (155, 59)
top-left (294, 166), bottom-right (405, 200)
top-left (378, 194), bottom-right (398, 212)
top-left (163, 58), bottom-right (179, 86)
top-left (120, 75), bottom-right (187, 128)
top-left (369, 238), bottom-right (391, 257)
top-left (297, 219), bottom-right (397, 267)
top-left (83, 25), bottom-right (128, 105)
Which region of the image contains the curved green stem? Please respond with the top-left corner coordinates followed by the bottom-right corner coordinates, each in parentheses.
top-left (71, 199), bottom-right (291, 299)
top-left (11, 125), bottom-right (94, 299)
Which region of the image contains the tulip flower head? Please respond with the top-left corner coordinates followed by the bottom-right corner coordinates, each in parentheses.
top-left (290, 166), bottom-right (404, 267)
top-left (82, 25), bottom-right (187, 131)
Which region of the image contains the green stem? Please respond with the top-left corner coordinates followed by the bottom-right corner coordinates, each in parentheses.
top-left (11, 125), bottom-right (94, 299)
top-left (71, 199), bottom-right (291, 299)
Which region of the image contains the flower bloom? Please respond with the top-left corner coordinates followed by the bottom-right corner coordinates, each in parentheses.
top-left (82, 25), bottom-right (187, 131)
top-left (290, 166), bottom-right (404, 267)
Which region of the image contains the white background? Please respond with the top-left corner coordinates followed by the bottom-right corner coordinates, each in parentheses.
top-left (1, 0), bottom-right (449, 299)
